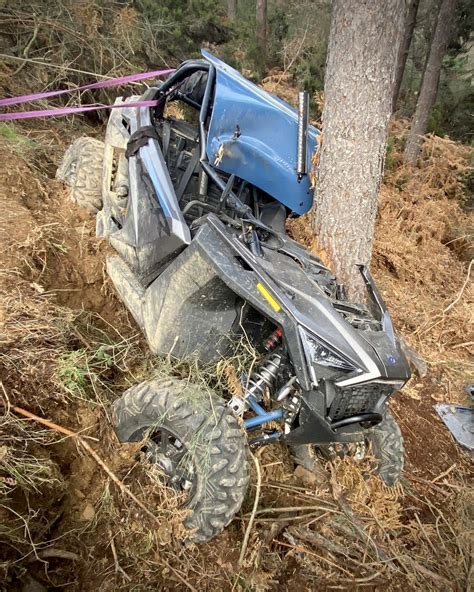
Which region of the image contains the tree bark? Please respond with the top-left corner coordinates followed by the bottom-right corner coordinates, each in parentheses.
top-left (228, 0), bottom-right (237, 20)
top-left (404, 0), bottom-right (458, 164)
top-left (392, 0), bottom-right (421, 111)
top-left (313, 0), bottom-right (405, 301)
top-left (256, 0), bottom-right (267, 71)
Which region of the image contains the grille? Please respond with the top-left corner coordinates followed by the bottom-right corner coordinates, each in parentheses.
top-left (329, 383), bottom-right (394, 422)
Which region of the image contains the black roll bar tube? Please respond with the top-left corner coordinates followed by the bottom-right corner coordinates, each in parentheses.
top-left (198, 64), bottom-right (215, 196)
top-left (331, 413), bottom-right (383, 431)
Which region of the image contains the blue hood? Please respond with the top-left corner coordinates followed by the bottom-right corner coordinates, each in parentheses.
top-left (202, 50), bottom-right (319, 215)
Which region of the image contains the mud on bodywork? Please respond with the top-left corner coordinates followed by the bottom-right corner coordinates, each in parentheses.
top-left (106, 209), bottom-right (410, 446)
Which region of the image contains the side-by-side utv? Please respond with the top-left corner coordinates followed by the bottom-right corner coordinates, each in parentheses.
top-left (58, 50), bottom-right (410, 542)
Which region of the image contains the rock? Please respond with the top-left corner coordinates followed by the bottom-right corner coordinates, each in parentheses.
top-left (294, 465), bottom-right (319, 487)
top-left (81, 502), bottom-right (95, 521)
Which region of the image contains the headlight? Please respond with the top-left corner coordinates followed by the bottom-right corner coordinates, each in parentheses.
top-left (299, 328), bottom-right (356, 372)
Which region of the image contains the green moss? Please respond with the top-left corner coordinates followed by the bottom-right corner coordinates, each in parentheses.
top-left (0, 123), bottom-right (38, 149)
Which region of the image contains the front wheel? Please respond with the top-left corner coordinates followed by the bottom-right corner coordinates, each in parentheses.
top-left (111, 377), bottom-right (250, 543)
top-left (365, 411), bottom-right (404, 486)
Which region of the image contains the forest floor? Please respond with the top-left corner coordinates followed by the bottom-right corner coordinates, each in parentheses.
top-left (0, 77), bottom-right (473, 591)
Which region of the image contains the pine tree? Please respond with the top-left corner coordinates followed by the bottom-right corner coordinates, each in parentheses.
top-left (404, 0), bottom-right (459, 163)
top-left (392, 0), bottom-right (421, 111)
top-left (313, 0), bottom-right (406, 299)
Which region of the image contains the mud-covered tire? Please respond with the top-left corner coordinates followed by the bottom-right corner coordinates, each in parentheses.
top-left (56, 136), bottom-right (104, 213)
top-left (111, 377), bottom-right (250, 543)
top-left (366, 411), bottom-right (404, 486)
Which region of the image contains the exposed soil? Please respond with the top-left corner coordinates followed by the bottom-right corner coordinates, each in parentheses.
top-left (0, 137), bottom-right (135, 325)
top-left (39, 199), bottom-right (133, 326)
top-left (392, 393), bottom-right (464, 479)
top-left (0, 108), bottom-right (472, 591)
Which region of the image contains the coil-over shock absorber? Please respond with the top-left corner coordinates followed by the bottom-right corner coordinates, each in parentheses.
top-left (228, 353), bottom-right (282, 416)
top-left (244, 353), bottom-right (282, 401)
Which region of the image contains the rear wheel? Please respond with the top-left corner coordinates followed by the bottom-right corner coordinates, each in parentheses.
top-left (111, 377), bottom-right (250, 542)
top-left (56, 136), bottom-right (104, 213)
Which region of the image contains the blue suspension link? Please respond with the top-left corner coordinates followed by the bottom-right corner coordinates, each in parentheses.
top-left (244, 395), bottom-right (284, 430)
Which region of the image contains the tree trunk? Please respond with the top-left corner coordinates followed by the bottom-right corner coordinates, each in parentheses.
top-left (228, 0), bottom-right (237, 20)
top-left (313, 0), bottom-right (405, 301)
top-left (256, 0), bottom-right (267, 71)
top-left (392, 0), bottom-right (421, 111)
top-left (404, 0), bottom-right (458, 164)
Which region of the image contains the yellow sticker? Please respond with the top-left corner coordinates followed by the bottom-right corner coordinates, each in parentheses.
top-left (257, 282), bottom-right (281, 312)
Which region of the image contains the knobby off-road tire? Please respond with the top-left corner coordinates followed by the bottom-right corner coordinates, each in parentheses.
top-left (56, 137), bottom-right (104, 213)
top-left (366, 411), bottom-right (404, 486)
top-left (111, 377), bottom-right (250, 543)
top-left (291, 411), bottom-right (404, 487)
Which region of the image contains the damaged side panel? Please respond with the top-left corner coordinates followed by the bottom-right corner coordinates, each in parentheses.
top-left (98, 100), bottom-right (191, 285)
top-left (106, 239), bottom-right (242, 364)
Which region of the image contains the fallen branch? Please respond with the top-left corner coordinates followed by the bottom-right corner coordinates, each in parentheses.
top-left (277, 537), bottom-right (357, 579)
top-left (252, 511), bottom-right (322, 523)
top-left (404, 556), bottom-right (453, 588)
top-left (288, 526), bottom-right (363, 563)
top-left (244, 504), bottom-right (338, 516)
top-left (12, 22), bottom-right (39, 76)
top-left (431, 463), bottom-right (457, 484)
top-left (108, 528), bottom-right (131, 582)
top-left (328, 463), bottom-right (392, 564)
top-left (12, 405), bottom-right (159, 525)
top-left (443, 259), bottom-right (473, 314)
top-left (238, 451), bottom-right (261, 569)
top-left (26, 548), bottom-right (80, 563)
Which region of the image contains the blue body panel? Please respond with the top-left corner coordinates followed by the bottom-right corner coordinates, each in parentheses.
top-left (202, 50), bottom-right (319, 215)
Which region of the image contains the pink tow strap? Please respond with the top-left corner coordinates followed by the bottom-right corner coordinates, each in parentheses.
top-left (0, 67), bottom-right (175, 120)
top-left (0, 100), bottom-right (163, 121)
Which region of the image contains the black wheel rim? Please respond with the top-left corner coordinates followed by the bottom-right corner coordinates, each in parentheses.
top-left (142, 427), bottom-right (196, 501)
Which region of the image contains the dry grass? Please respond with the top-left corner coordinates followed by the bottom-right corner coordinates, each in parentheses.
top-left (273, 454), bottom-right (472, 590)
top-left (374, 121), bottom-right (473, 407)
top-left (0, 412), bottom-right (59, 496)
top-left (0, 405), bottom-right (64, 571)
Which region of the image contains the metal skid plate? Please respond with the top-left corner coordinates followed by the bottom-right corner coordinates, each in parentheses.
top-left (435, 404), bottom-right (474, 451)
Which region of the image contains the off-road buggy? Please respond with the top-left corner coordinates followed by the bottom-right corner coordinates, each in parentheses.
top-left (58, 51), bottom-right (410, 543)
